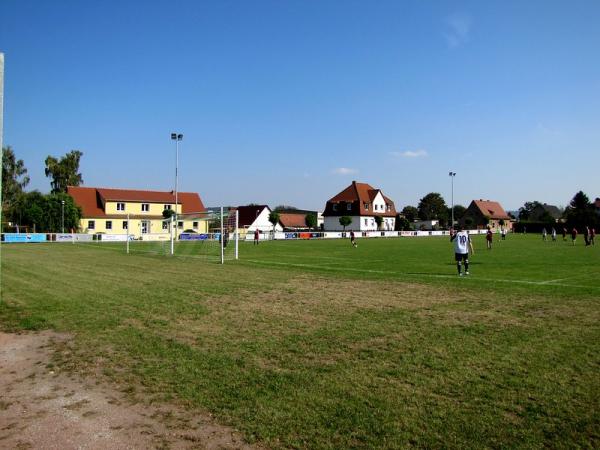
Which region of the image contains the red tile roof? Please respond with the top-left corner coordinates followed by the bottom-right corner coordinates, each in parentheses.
top-left (325, 181), bottom-right (396, 217)
top-left (67, 186), bottom-right (205, 217)
top-left (278, 213), bottom-right (307, 229)
top-left (471, 199), bottom-right (510, 220)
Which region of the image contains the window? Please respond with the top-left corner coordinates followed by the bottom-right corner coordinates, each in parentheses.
top-left (141, 203), bottom-right (150, 212)
top-left (116, 202), bottom-right (125, 211)
top-left (374, 204), bottom-right (378, 211)
top-left (364, 218), bottom-right (368, 226)
top-left (88, 220), bottom-right (95, 230)
top-left (178, 221), bottom-right (183, 229)
top-left (333, 204), bottom-right (338, 212)
top-left (193, 221), bottom-right (199, 229)
top-left (162, 221), bottom-right (168, 230)
top-left (106, 220), bottom-right (112, 230)
top-left (122, 221), bottom-right (128, 230)
top-left (347, 203), bottom-right (352, 211)
top-left (364, 203), bottom-right (369, 211)
top-left (164, 204), bottom-right (172, 211)
top-left (386, 204), bottom-right (391, 212)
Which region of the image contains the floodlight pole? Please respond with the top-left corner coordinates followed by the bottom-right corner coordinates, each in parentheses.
top-left (61, 200), bottom-right (65, 233)
top-left (0, 53), bottom-right (4, 302)
top-left (171, 132), bottom-right (183, 234)
top-left (449, 172), bottom-right (456, 227)
top-left (170, 214), bottom-right (174, 256)
top-left (126, 214), bottom-right (130, 254)
top-left (220, 206), bottom-right (224, 265)
top-left (235, 209), bottom-right (239, 260)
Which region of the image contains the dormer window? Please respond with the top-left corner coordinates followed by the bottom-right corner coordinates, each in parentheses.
top-left (347, 203), bottom-right (352, 211)
top-left (333, 204), bottom-right (338, 212)
top-left (364, 202), bottom-right (369, 211)
top-left (164, 204), bottom-right (172, 211)
top-left (116, 202), bottom-right (125, 211)
top-left (141, 203), bottom-right (150, 212)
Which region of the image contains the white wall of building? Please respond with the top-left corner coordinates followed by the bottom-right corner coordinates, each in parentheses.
top-left (324, 215), bottom-right (395, 231)
top-left (247, 207), bottom-right (283, 232)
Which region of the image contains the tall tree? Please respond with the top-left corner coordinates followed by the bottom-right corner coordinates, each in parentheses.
top-left (564, 191), bottom-right (596, 229)
top-left (45, 150), bottom-right (84, 193)
top-left (2, 146), bottom-right (30, 215)
top-left (518, 201), bottom-right (543, 221)
top-left (374, 215), bottom-right (383, 230)
top-left (338, 216), bottom-right (352, 231)
top-left (10, 191), bottom-right (81, 232)
top-left (449, 204), bottom-right (467, 222)
top-left (401, 205), bottom-right (419, 222)
top-left (268, 211), bottom-right (280, 236)
top-left (305, 213), bottom-right (317, 229)
top-left (417, 193), bottom-right (448, 225)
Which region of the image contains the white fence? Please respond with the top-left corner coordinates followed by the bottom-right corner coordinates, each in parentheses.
top-left (2, 229), bottom-right (489, 244)
top-left (244, 229), bottom-right (488, 241)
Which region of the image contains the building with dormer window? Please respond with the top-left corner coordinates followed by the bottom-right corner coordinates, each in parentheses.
top-left (323, 181), bottom-right (396, 231)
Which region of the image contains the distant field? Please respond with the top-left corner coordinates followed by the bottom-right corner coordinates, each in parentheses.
top-left (1, 234), bottom-right (599, 448)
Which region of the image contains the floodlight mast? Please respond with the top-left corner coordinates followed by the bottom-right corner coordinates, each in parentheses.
top-left (171, 133), bottom-right (183, 238)
top-left (449, 172), bottom-right (456, 227)
top-left (1, 53), bottom-right (5, 301)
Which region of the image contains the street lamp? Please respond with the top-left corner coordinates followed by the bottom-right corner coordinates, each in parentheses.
top-left (61, 200), bottom-right (65, 233)
top-left (449, 172), bottom-right (456, 228)
top-left (170, 133), bottom-right (183, 228)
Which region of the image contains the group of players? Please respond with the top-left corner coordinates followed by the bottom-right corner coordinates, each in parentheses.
top-left (541, 226), bottom-right (596, 246)
top-left (449, 223), bottom-right (597, 277)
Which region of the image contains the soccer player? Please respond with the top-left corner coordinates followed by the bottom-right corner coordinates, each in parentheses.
top-left (350, 230), bottom-right (357, 248)
top-left (486, 226), bottom-right (493, 250)
top-left (571, 227), bottom-right (578, 245)
top-left (542, 228), bottom-right (547, 241)
top-left (584, 226), bottom-right (591, 246)
top-left (451, 226), bottom-right (474, 276)
top-left (253, 228), bottom-right (260, 245)
top-left (551, 227), bottom-right (557, 241)
top-left (591, 228), bottom-right (596, 245)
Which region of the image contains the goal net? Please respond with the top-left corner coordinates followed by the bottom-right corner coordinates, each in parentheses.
top-left (126, 208), bottom-right (239, 263)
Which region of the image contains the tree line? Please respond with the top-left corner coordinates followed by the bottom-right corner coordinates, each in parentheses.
top-left (1, 147), bottom-right (84, 232)
top-left (397, 191), bottom-right (598, 231)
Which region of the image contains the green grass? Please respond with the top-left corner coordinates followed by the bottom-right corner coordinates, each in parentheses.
top-left (1, 234), bottom-right (599, 448)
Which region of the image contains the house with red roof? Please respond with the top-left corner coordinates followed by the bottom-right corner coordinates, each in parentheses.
top-left (278, 213), bottom-right (310, 231)
top-left (67, 186), bottom-right (207, 238)
top-left (323, 181), bottom-right (397, 231)
top-left (232, 205), bottom-right (283, 233)
top-left (462, 199), bottom-right (511, 230)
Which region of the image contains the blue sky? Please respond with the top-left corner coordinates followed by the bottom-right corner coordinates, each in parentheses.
top-left (2, 0), bottom-right (599, 211)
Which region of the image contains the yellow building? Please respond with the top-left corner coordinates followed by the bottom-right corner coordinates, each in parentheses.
top-left (67, 186), bottom-right (208, 239)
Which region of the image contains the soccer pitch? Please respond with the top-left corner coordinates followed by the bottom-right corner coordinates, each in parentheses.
top-left (1, 234), bottom-right (599, 448)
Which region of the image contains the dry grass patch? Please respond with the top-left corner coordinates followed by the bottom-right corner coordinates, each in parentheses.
top-left (167, 275), bottom-right (469, 346)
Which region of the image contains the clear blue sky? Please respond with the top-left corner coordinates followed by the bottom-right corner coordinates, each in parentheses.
top-left (2, 0), bottom-right (599, 211)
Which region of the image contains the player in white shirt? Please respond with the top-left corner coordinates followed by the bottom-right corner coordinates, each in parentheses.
top-left (450, 225), bottom-right (474, 276)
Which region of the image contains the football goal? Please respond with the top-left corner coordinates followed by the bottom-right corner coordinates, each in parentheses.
top-left (126, 207), bottom-right (239, 263)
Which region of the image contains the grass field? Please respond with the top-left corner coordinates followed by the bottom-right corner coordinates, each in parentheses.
top-left (1, 234), bottom-right (599, 448)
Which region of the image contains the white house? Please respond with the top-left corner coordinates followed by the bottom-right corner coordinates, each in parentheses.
top-left (323, 181), bottom-right (397, 231)
top-left (234, 205), bottom-right (283, 233)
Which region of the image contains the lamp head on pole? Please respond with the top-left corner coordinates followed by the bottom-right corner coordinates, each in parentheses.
top-left (449, 171), bottom-right (456, 177)
top-left (171, 133), bottom-right (183, 141)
